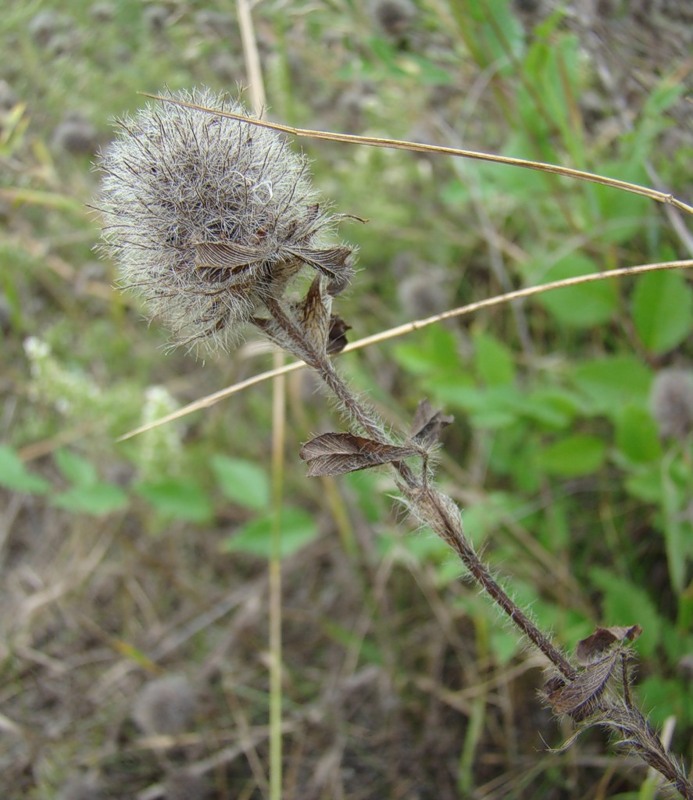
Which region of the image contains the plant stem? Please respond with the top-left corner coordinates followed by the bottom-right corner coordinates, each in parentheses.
top-left (268, 351), bottom-right (285, 800)
top-left (416, 483), bottom-right (577, 679)
top-left (324, 355), bottom-right (577, 678)
top-left (262, 298), bottom-right (575, 679)
top-left (261, 297), bottom-right (693, 797)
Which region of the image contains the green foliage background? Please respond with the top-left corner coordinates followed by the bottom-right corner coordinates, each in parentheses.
top-left (0, 1), bottom-right (692, 798)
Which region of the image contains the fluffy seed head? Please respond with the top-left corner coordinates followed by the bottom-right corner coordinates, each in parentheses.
top-left (97, 88), bottom-right (354, 352)
top-left (650, 368), bottom-right (693, 439)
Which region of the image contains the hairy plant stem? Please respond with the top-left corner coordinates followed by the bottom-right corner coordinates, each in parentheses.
top-left (323, 370), bottom-right (580, 676)
top-left (262, 298), bottom-right (575, 679)
top-left (260, 297), bottom-right (693, 798)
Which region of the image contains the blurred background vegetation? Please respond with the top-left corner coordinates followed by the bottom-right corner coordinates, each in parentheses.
top-left (1, 1), bottom-right (692, 798)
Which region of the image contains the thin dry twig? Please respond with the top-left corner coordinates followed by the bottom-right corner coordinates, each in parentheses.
top-left (140, 92), bottom-right (693, 218)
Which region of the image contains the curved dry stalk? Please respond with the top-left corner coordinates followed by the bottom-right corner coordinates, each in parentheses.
top-left (141, 92), bottom-right (693, 218)
top-left (117, 259), bottom-right (693, 441)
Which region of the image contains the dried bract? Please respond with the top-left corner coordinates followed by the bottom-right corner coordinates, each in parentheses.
top-left (300, 431), bottom-right (420, 477)
top-left (96, 88), bottom-right (355, 352)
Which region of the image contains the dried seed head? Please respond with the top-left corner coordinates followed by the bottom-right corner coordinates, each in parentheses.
top-left (397, 270), bottom-right (447, 318)
top-left (53, 112), bottom-right (99, 156)
top-left (132, 674), bottom-right (197, 736)
top-left (371, 0), bottom-right (418, 38)
top-left (649, 368), bottom-right (693, 439)
top-left (96, 88), bottom-right (355, 352)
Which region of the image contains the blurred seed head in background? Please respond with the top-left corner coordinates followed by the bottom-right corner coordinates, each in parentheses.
top-left (650, 368), bottom-right (693, 439)
top-left (132, 674), bottom-right (198, 737)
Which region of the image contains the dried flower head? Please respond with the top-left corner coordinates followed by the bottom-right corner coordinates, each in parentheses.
top-left (97, 88), bottom-right (355, 352)
top-left (649, 368), bottom-right (693, 439)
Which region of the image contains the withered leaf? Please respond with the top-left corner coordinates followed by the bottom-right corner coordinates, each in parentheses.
top-left (575, 625), bottom-right (642, 666)
top-left (410, 399), bottom-right (454, 448)
top-left (327, 315), bottom-right (351, 355)
top-left (299, 432), bottom-right (420, 477)
top-left (194, 241), bottom-right (266, 271)
top-left (545, 652), bottom-right (619, 722)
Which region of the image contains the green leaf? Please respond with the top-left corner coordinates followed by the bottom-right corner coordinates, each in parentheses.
top-left (571, 356), bottom-right (652, 417)
top-left (678, 594), bottom-right (693, 633)
top-left (473, 330), bottom-right (516, 386)
top-left (660, 461), bottom-right (693, 595)
top-left (54, 449), bottom-right (98, 485)
top-left (211, 455), bottom-right (269, 511)
top-left (405, 54), bottom-right (453, 85)
top-left (488, 428), bottom-right (542, 493)
top-left (642, 78), bottom-right (687, 118)
top-left (590, 161), bottom-right (651, 244)
top-left (629, 78), bottom-right (687, 163)
top-left (136, 478), bottom-right (213, 523)
top-left (537, 253), bottom-right (617, 328)
top-left (591, 568), bottom-right (660, 657)
top-left (428, 383), bottom-right (521, 429)
top-left (0, 445), bottom-right (51, 494)
top-left (632, 270), bottom-right (693, 354)
top-left (393, 325), bottom-right (459, 376)
top-left (221, 506), bottom-right (318, 559)
top-left (345, 471), bottom-right (386, 524)
top-left (614, 405), bottom-right (662, 464)
top-left (461, 492), bottom-right (518, 548)
top-left (538, 434), bottom-right (606, 477)
top-left (522, 33), bottom-right (581, 143)
top-left (522, 387), bottom-right (580, 430)
top-left (368, 37), bottom-right (406, 76)
top-left (638, 675), bottom-right (693, 728)
top-left (53, 483), bottom-right (128, 515)
top-left (624, 464), bottom-right (663, 504)
top-left (457, 0), bottom-right (524, 70)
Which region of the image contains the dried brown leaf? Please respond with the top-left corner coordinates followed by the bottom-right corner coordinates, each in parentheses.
top-left (299, 432), bottom-right (420, 477)
top-left (576, 625), bottom-right (642, 666)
